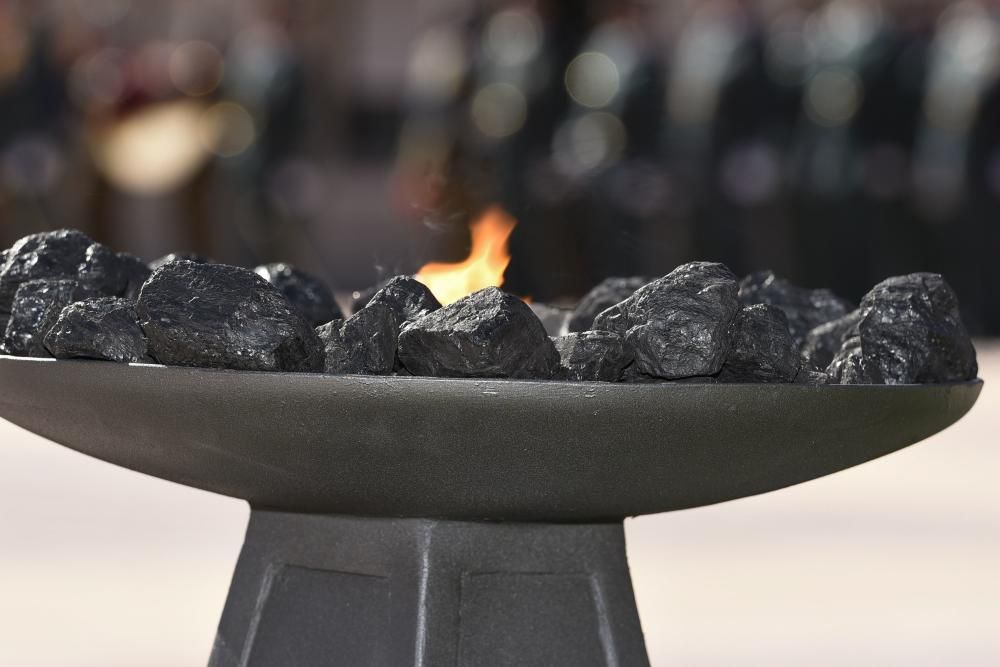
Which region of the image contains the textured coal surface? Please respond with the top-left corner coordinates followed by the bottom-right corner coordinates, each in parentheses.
top-left (0, 229), bottom-right (93, 313)
top-left (350, 278), bottom-right (392, 315)
top-left (739, 270), bottom-right (854, 345)
top-left (44, 297), bottom-right (150, 363)
top-left (317, 303), bottom-right (397, 375)
top-left (718, 304), bottom-right (800, 383)
top-left (136, 261), bottom-right (323, 372)
top-left (398, 287), bottom-right (560, 379)
top-left (255, 263), bottom-right (341, 326)
top-left (568, 276), bottom-right (648, 333)
top-left (365, 276), bottom-right (441, 329)
top-left (149, 252), bottom-right (211, 270)
top-left (828, 273), bottom-right (977, 384)
top-left (3, 279), bottom-right (99, 357)
top-left (553, 331), bottom-right (631, 382)
top-left (77, 243), bottom-right (151, 300)
top-left (801, 310), bottom-right (861, 371)
top-left (594, 262), bottom-right (739, 379)
top-left (794, 368), bottom-right (830, 384)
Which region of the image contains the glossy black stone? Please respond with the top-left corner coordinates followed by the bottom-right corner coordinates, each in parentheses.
top-left (738, 270), bottom-right (854, 345)
top-left (316, 304), bottom-right (397, 375)
top-left (44, 297), bottom-right (150, 363)
top-left (593, 262), bottom-right (739, 379)
top-left (77, 243), bottom-right (151, 299)
top-left (3, 279), bottom-right (99, 357)
top-left (828, 273), bottom-right (977, 384)
top-left (719, 304), bottom-right (800, 383)
top-left (365, 276), bottom-right (441, 329)
top-left (568, 276), bottom-right (648, 333)
top-left (801, 310), bottom-right (862, 371)
top-left (0, 229), bottom-right (93, 313)
top-left (255, 263), bottom-right (341, 326)
top-left (398, 287), bottom-right (559, 379)
top-left (136, 261), bottom-right (324, 372)
top-left (553, 331), bottom-right (632, 382)
top-left (149, 252), bottom-right (211, 270)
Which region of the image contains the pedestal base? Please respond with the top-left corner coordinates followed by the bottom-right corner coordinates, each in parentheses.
top-left (209, 511), bottom-right (649, 667)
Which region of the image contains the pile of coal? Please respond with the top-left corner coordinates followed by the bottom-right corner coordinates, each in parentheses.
top-left (4, 279), bottom-right (99, 356)
top-left (149, 252), bottom-right (211, 270)
top-left (0, 227), bottom-right (977, 385)
top-left (44, 298), bottom-right (150, 363)
top-left (825, 273), bottom-right (977, 384)
top-left (398, 287), bottom-right (560, 379)
top-left (717, 304), bottom-right (800, 383)
top-left (552, 331), bottom-right (631, 381)
top-left (255, 263), bottom-right (342, 326)
top-left (317, 304), bottom-right (397, 375)
top-left (594, 262), bottom-right (740, 379)
top-left (739, 271), bottom-right (854, 345)
top-left (137, 261), bottom-right (324, 372)
top-left (568, 276), bottom-right (648, 333)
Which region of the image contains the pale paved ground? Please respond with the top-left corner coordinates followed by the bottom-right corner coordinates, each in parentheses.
top-left (0, 346), bottom-right (997, 666)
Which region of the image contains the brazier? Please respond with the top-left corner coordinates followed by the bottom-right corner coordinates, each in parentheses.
top-left (0, 356), bottom-right (982, 666)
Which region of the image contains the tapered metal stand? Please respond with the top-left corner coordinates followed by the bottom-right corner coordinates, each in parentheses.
top-left (208, 511), bottom-right (649, 667)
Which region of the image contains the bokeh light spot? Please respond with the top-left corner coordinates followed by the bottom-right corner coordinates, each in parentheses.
top-left (564, 52), bottom-right (620, 109)
top-left (470, 83), bottom-right (527, 138)
top-left (169, 41), bottom-right (224, 97)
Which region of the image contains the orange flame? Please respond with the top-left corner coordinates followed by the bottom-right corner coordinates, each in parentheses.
top-left (415, 205), bottom-right (516, 305)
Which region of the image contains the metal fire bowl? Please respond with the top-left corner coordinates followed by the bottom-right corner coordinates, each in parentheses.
top-left (0, 356), bottom-right (982, 522)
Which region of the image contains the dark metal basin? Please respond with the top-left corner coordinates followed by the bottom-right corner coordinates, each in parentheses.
top-left (0, 355), bottom-right (982, 521)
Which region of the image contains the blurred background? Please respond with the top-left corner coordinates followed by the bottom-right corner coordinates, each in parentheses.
top-left (0, 0), bottom-right (998, 665)
top-left (0, 0), bottom-right (999, 324)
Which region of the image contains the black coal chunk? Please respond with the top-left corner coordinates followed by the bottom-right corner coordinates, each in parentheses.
top-left (531, 303), bottom-right (572, 337)
top-left (77, 243), bottom-right (151, 299)
top-left (828, 273), bottom-right (977, 384)
top-left (43, 297), bottom-right (150, 363)
top-left (255, 263), bottom-right (341, 326)
top-left (316, 304), bottom-right (398, 375)
top-left (149, 252), bottom-right (211, 270)
top-left (593, 262), bottom-right (739, 379)
top-left (568, 276), bottom-right (648, 333)
top-left (136, 261), bottom-right (324, 372)
top-left (365, 276), bottom-right (441, 329)
top-left (0, 229), bottom-right (93, 312)
top-left (553, 331), bottom-right (631, 382)
top-left (3, 279), bottom-right (100, 356)
top-left (398, 287), bottom-right (559, 379)
top-left (738, 270), bottom-right (854, 345)
top-left (350, 278), bottom-right (392, 315)
top-left (718, 304), bottom-right (800, 383)
top-left (801, 310), bottom-right (862, 371)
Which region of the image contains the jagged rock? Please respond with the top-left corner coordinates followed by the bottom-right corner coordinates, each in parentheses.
top-left (398, 287), bottom-right (559, 378)
top-left (77, 243), bottom-right (151, 299)
top-left (43, 297), bottom-right (150, 363)
top-left (593, 262), bottom-right (739, 379)
top-left (365, 276), bottom-right (441, 329)
top-left (738, 271), bottom-right (854, 345)
top-left (828, 273), bottom-right (977, 384)
top-left (531, 303), bottom-right (572, 337)
top-left (568, 276), bottom-right (648, 333)
top-left (317, 304), bottom-right (398, 375)
top-left (149, 252), bottom-right (211, 270)
top-left (801, 310), bottom-right (862, 371)
top-left (0, 229), bottom-right (93, 312)
top-left (552, 331), bottom-right (631, 382)
top-left (136, 261), bottom-right (323, 372)
top-left (718, 304), bottom-right (800, 383)
top-left (255, 263), bottom-right (341, 326)
top-left (3, 279), bottom-right (100, 357)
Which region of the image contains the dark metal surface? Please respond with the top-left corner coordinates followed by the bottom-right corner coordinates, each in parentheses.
top-left (0, 356), bottom-right (982, 521)
top-left (210, 511), bottom-right (647, 667)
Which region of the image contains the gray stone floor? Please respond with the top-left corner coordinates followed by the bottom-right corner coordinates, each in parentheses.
top-left (1, 345), bottom-right (997, 666)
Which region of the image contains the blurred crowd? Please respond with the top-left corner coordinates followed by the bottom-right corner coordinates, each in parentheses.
top-left (1, 0), bottom-right (999, 332)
